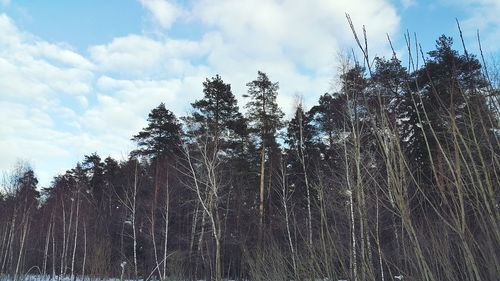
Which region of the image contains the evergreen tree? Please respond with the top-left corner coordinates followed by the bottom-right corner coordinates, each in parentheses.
top-left (82, 154), bottom-right (105, 201)
top-left (131, 103), bottom-right (183, 159)
top-left (131, 104), bottom-right (184, 279)
top-left (187, 74), bottom-right (247, 154)
top-left (244, 71), bottom-right (284, 240)
top-left (285, 104), bottom-right (319, 246)
top-left (16, 169), bottom-right (40, 213)
top-left (416, 35), bottom-right (488, 138)
top-left (309, 93), bottom-right (348, 162)
top-left (245, 71), bottom-right (284, 149)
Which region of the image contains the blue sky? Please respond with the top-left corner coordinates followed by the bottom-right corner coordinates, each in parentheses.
top-left (0, 0), bottom-right (499, 187)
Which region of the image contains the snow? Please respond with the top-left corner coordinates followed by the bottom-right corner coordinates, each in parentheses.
top-left (402, 131), bottom-right (414, 143)
top-left (0, 276), bottom-right (137, 281)
top-left (0, 277), bottom-right (244, 281)
top-left (0, 275), bottom-right (381, 281)
top-left (396, 116), bottom-right (410, 126)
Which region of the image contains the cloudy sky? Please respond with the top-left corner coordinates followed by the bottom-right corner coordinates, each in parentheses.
top-left (0, 0), bottom-right (499, 187)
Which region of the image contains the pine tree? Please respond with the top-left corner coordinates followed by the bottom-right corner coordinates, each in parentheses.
top-left (16, 169), bottom-right (40, 218)
top-left (416, 35), bottom-right (488, 138)
top-left (131, 103), bottom-right (183, 158)
top-left (187, 74), bottom-right (247, 154)
top-left (309, 93), bottom-right (348, 162)
top-left (184, 75), bottom-right (248, 281)
top-left (131, 103), bottom-right (183, 278)
top-left (244, 71), bottom-right (284, 241)
top-left (285, 104), bottom-right (319, 246)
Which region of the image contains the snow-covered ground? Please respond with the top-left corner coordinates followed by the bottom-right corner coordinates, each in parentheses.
top-left (0, 275), bottom-right (135, 281)
top-left (0, 275), bottom-right (405, 281)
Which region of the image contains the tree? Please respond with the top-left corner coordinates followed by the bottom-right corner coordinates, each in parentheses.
top-left (244, 71), bottom-right (284, 241)
top-left (16, 169), bottom-right (39, 212)
top-left (309, 92), bottom-right (348, 162)
top-left (131, 103), bottom-right (183, 159)
top-left (416, 35), bottom-right (488, 139)
top-left (131, 104), bottom-right (183, 280)
top-left (14, 169), bottom-right (39, 281)
top-left (286, 103), bottom-right (321, 247)
top-left (188, 75), bottom-right (247, 153)
top-left (184, 75), bottom-right (247, 281)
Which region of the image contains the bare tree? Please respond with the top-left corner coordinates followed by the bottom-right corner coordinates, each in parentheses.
top-left (183, 142), bottom-right (223, 281)
top-left (115, 162), bottom-right (140, 281)
top-left (277, 154), bottom-right (297, 278)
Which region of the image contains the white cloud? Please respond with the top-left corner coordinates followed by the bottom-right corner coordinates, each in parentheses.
top-left (139, 0), bottom-right (183, 29)
top-left (85, 75), bottom-right (182, 134)
top-left (3, 0), bottom-right (498, 190)
top-left (0, 1), bottom-right (403, 186)
top-left (194, 0), bottom-right (398, 65)
top-left (187, 0), bottom-right (399, 113)
top-left (0, 14), bottom-right (95, 186)
top-left (89, 34), bottom-right (209, 76)
top-left (30, 42), bottom-right (94, 70)
top-left (0, 14), bottom-right (94, 99)
top-left (437, 0), bottom-right (500, 53)
top-left (89, 35), bottom-right (165, 74)
top-left (0, 101), bottom-right (75, 184)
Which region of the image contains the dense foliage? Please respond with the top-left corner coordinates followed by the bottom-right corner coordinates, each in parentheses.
top-left (1, 35), bottom-right (499, 281)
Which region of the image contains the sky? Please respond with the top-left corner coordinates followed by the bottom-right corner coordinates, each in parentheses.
top-left (0, 0), bottom-right (499, 187)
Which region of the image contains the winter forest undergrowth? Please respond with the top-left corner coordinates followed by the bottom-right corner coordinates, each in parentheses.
top-left (1, 23), bottom-right (499, 281)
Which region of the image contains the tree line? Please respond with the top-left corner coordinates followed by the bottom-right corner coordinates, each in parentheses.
top-left (1, 35), bottom-right (499, 281)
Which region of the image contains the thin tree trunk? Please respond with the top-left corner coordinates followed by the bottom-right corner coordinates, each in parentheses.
top-left (197, 208), bottom-right (207, 254)
top-left (152, 212), bottom-right (161, 279)
top-left (344, 140), bottom-right (358, 281)
top-left (258, 144), bottom-right (266, 244)
top-left (280, 158), bottom-right (297, 279)
top-left (63, 198), bottom-right (74, 276)
top-left (1, 218), bottom-right (12, 274)
top-left (189, 200), bottom-right (199, 256)
top-left (162, 182), bottom-right (170, 280)
top-left (0, 222), bottom-right (9, 274)
top-left (43, 215), bottom-right (53, 276)
top-left (81, 223), bottom-right (87, 281)
top-left (3, 210), bottom-right (16, 276)
top-left (60, 199), bottom-right (66, 278)
top-left (185, 145), bottom-right (222, 281)
top-left (14, 211), bottom-right (30, 281)
top-left (132, 165), bottom-right (139, 281)
top-left (297, 108), bottom-right (313, 247)
top-left (70, 192), bottom-right (80, 281)
top-left (151, 159), bottom-right (160, 279)
top-left (375, 192), bottom-right (385, 281)
top-left (52, 218), bottom-right (56, 279)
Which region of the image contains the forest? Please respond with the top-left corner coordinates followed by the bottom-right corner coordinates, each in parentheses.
top-left (0, 32), bottom-right (499, 281)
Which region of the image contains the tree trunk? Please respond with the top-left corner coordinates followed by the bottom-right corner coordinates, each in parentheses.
top-left (280, 158), bottom-right (297, 279)
top-left (70, 192), bottom-right (81, 281)
top-left (162, 183), bottom-right (170, 280)
top-left (42, 214), bottom-right (53, 276)
top-left (258, 144), bottom-right (266, 244)
top-left (298, 109), bottom-right (313, 247)
top-left (14, 210), bottom-right (31, 281)
top-left (81, 223), bottom-right (87, 281)
top-left (133, 165), bottom-right (139, 281)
